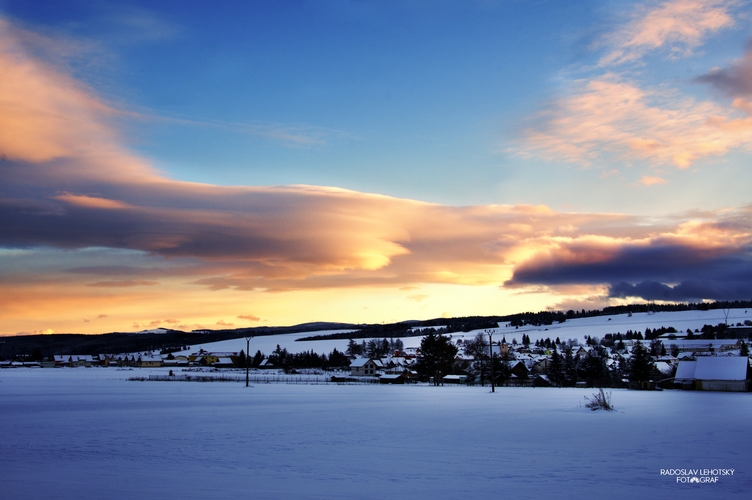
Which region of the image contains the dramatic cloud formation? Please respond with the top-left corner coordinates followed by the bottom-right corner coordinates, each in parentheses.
top-left (2, 11), bottom-right (752, 334)
top-left (507, 208), bottom-right (752, 301)
top-left (516, 0), bottom-right (752, 170)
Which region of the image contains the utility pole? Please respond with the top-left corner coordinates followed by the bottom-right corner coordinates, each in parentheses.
top-left (245, 335), bottom-right (253, 387)
top-left (488, 330), bottom-right (495, 393)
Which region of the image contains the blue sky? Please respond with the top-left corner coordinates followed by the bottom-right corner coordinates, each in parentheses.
top-left (2, 0), bottom-right (752, 334)
top-left (6, 0), bottom-right (751, 210)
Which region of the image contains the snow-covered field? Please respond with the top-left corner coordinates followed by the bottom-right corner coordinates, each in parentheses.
top-left (495, 308), bottom-right (751, 345)
top-left (179, 308), bottom-right (750, 357)
top-left (1, 368), bottom-right (750, 499)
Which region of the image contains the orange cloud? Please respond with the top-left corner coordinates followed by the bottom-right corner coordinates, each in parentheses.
top-left (54, 193), bottom-right (133, 210)
top-left (516, 1), bottom-right (750, 171)
top-left (86, 280), bottom-right (159, 287)
top-left (517, 75), bottom-right (752, 168)
top-left (0, 20), bottom-right (121, 163)
top-left (639, 176), bottom-right (667, 186)
top-left (599, 0), bottom-right (737, 66)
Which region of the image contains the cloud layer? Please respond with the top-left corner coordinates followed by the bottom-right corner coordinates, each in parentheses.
top-left (2, 12), bottom-right (752, 333)
top-left (516, 0), bottom-right (752, 171)
top-left (507, 212), bottom-right (752, 301)
top-left (599, 0), bottom-right (738, 66)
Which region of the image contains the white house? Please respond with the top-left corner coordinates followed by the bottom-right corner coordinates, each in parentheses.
top-left (350, 357), bottom-right (382, 377)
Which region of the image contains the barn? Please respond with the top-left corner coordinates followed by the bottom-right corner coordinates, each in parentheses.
top-left (674, 357), bottom-right (750, 392)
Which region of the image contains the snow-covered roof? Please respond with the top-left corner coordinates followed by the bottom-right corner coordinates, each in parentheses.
top-left (674, 361), bottom-right (696, 380)
top-left (654, 361), bottom-right (673, 375)
top-left (693, 356), bottom-right (749, 381)
top-left (350, 357), bottom-right (376, 368)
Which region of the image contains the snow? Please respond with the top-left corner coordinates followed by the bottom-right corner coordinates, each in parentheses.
top-left (1, 368), bottom-right (751, 499)
top-left (176, 329), bottom-right (424, 358)
top-left (179, 309), bottom-right (751, 359)
top-left (693, 357), bottom-right (749, 381)
top-left (675, 361), bottom-right (697, 380)
top-left (493, 309), bottom-right (751, 345)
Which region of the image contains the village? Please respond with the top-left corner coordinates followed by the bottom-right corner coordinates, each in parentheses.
top-left (5, 319), bottom-right (751, 392)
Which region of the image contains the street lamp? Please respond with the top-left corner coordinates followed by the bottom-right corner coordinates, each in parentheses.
top-left (245, 335), bottom-right (253, 387)
top-left (487, 330), bottom-right (495, 393)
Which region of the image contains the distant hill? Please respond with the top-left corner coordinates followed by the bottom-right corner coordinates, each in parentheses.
top-left (2, 300), bottom-right (750, 360)
top-left (0, 323), bottom-right (358, 360)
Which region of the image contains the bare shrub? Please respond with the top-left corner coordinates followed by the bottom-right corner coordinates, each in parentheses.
top-left (584, 388), bottom-right (614, 411)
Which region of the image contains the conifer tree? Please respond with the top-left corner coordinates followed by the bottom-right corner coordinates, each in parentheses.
top-left (564, 348), bottom-right (577, 387)
top-left (416, 332), bottom-right (458, 385)
top-left (547, 346), bottom-right (564, 387)
top-left (628, 341), bottom-right (653, 387)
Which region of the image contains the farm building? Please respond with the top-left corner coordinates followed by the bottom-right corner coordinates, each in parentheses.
top-left (674, 357), bottom-right (750, 392)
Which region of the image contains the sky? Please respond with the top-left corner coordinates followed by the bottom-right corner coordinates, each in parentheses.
top-left (1, 0), bottom-right (752, 335)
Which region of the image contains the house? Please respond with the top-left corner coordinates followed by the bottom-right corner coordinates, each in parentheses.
top-left (189, 352), bottom-right (219, 365)
top-left (163, 355), bottom-right (189, 367)
top-left (509, 360), bottom-right (529, 379)
top-left (453, 355), bottom-right (474, 372)
top-left (533, 357), bottom-right (549, 374)
top-left (442, 374), bottom-right (467, 384)
top-left (212, 357), bottom-right (235, 368)
top-left (106, 354), bottom-right (137, 367)
top-left (654, 361), bottom-right (674, 377)
top-left (138, 355), bottom-right (163, 368)
top-left (350, 357), bottom-right (382, 377)
top-left (379, 373), bottom-right (406, 384)
top-left (54, 355), bottom-right (70, 367)
top-left (70, 355), bottom-right (93, 367)
top-left (674, 357), bottom-right (751, 392)
top-left (258, 358), bottom-right (275, 369)
top-left (673, 360), bottom-right (696, 389)
top-left (53, 354), bottom-right (97, 367)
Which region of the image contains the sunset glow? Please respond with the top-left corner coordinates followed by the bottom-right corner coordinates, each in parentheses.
top-left (2, 1), bottom-right (752, 335)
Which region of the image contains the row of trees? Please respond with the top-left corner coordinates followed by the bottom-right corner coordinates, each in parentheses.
top-left (546, 341), bottom-right (665, 388)
top-left (345, 338), bottom-right (404, 358)
top-left (413, 331), bottom-right (685, 389)
top-left (235, 346), bottom-right (351, 372)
